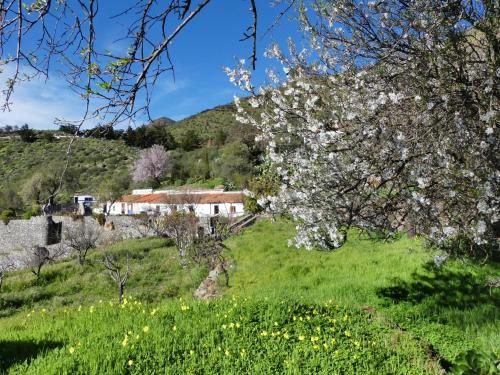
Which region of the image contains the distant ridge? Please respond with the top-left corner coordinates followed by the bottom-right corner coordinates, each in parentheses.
top-left (147, 117), bottom-right (177, 127)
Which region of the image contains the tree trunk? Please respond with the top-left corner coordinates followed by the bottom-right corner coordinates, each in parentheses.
top-left (118, 283), bottom-right (124, 304)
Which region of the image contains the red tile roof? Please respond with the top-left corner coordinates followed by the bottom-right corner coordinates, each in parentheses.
top-left (118, 192), bottom-right (245, 205)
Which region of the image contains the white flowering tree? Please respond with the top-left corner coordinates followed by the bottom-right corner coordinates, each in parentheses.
top-left (132, 144), bottom-right (170, 187)
top-left (228, 1), bottom-right (499, 258)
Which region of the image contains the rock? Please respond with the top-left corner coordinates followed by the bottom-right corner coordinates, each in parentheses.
top-left (194, 263), bottom-right (224, 300)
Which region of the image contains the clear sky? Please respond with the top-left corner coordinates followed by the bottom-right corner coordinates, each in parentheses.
top-left (0, 1), bottom-right (303, 129)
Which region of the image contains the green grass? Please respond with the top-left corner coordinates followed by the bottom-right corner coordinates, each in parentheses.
top-left (0, 237), bottom-right (207, 318)
top-left (0, 219), bottom-right (498, 374)
top-left (226, 220), bottom-right (500, 364)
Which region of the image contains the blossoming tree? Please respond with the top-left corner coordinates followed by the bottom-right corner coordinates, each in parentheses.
top-left (228, 1), bottom-right (499, 258)
top-left (132, 144), bottom-right (170, 187)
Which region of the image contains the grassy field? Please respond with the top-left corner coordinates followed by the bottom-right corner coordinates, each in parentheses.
top-left (0, 219), bottom-right (498, 374)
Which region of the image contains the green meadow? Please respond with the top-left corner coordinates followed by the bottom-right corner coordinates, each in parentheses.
top-left (0, 219), bottom-right (498, 374)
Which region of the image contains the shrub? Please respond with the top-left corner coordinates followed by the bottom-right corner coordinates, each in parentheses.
top-left (93, 213), bottom-right (106, 226)
top-left (22, 205), bottom-right (41, 220)
top-left (0, 209), bottom-right (15, 225)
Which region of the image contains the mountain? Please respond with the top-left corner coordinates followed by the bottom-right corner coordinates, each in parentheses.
top-left (148, 117), bottom-right (177, 127)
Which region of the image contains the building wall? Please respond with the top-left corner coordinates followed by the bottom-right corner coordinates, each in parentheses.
top-left (107, 201), bottom-right (245, 217)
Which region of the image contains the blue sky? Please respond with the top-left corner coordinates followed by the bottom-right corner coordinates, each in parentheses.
top-left (0, 1), bottom-right (303, 129)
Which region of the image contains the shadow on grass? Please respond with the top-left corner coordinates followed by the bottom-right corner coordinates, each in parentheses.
top-left (377, 262), bottom-right (499, 309)
top-left (0, 339), bottom-right (63, 371)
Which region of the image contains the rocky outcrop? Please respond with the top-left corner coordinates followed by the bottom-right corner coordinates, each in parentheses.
top-left (194, 263), bottom-right (225, 300)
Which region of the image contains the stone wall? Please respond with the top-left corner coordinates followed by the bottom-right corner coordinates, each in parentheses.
top-left (0, 215), bottom-right (147, 257)
top-left (0, 216), bottom-right (49, 254)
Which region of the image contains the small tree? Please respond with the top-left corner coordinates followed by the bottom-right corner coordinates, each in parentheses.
top-left (23, 246), bottom-right (65, 280)
top-left (18, 124), bottom-right (37, 143)
top-left (64, 222), bottom-right (101, 265)
top-left (98, 173), bottom-right (130, 215)
top-left (187, 217), bottom-right (232, 286)
top-left (132, 145), bottom-right (170, 187)
top-left (102, 253), bottom-right (130, 304)
top-left (21, 164), bottom-right (79, 209)
top-left (0, 256), bottom-right (15, 291)
top-left (159, 212), bottom-right (199, 257)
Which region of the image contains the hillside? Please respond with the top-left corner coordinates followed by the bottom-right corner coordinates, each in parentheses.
top-left (0, 100), bottom-right (257, 208)
top-left (170, 102), bottom-right (256, 145)
top-left (0, 137), bottom-right (136, 194)
top-left (0, 219), bottom-right (498, 373)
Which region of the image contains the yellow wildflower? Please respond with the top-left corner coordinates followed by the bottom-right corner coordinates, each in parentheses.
top-left (181, 305), bottom-right (189, 311)
top-left (312, 345), bottom-right (320, 350)
top-left (143, 326), bottom-right (150, 333)
top-left (69, 347), bottom-right (75, 354)
top-left (225, 349), bottom-right (230, 356)
top-left (283, 333), bottom-right (290, 339)
top-left (235, 322), bottom-right (240, 328)
top-left (298, 335), bottom-right (305, 341)
top-left (323, 343), bottom-right (329, 349)
top-left (190, 350), bottom-right (195, 356)
top-left (311, 336), bottom-right (319, 343)
top-left (260, 331), bottom-right (268, 337)
top-left (343, 314), bottom-right (348, 322)
top-left (172, 325), bottom-right (177, 331)
top-left (128, 360), bottom-right (133, 366)
top-left (344, 330), bottom-right (352, 337)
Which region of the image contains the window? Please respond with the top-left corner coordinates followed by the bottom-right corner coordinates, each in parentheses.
top-left (214, 205), bottom-right (219, 215)
top-left (230, 205), bottom-right (236, 214)
top-left (171, 205), bottom-right (177, 213)
top-left (155, 205), bottom-right (160, 212)
top-left (121, 203), bottom-right (126, 214)
top-left (188, 205), bottom-right (194, 213)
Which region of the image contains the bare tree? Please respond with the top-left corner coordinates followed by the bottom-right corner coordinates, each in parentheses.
top-left (159, 212), bottom-right (199, 257)
top-left (64, 221), bottom-right (101, 265)
top-left (0, 0), bottom-right (276, 123)
top-left (132, 145), bottom-right (170, 187)
top-left (0, 255), bottom-right (15, 291)
top-left (22, 245), bottom-right (65, 280)
top-left (132, 213), bottom-right (153, 238)
top-left (187, 217), bottom-right (231, 286)
top-left (102, 253), bottom-right (130, 304)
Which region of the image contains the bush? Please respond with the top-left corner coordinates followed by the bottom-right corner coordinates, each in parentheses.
top-left (93, 213), bottom-right (106, 226)
top-left (22, 205), bottom-right (41, 220)
top-left (0, 209), bottom-right (15, 225)
top-left (244, 196), bottom-right (261, 214)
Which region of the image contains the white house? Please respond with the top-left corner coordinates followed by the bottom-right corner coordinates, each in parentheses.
top-left (107, 188), bottom-right (246, 218)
